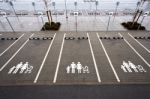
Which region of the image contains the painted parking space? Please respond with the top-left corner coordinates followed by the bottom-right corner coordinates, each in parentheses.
top-left (0, 32), bottom-right (150, 85)
top-left (54, 33), bottom-right (100, 84)
top-left (0, 33), bottom-right (54, 85)
top-left (0, 33), bottom-right (32, 71)
top-left (97, 32), bottom-right (150, 83)
top-left (0, 33), bottom-right (23, 56)
top-left (127, 32), bottom-right (150, 52)
top-left (34, 33), bottom-right (64, 84)
top-left (88, 33), bottom-right (118, 83)
top-left (120, 33), bottom-right (150, 68)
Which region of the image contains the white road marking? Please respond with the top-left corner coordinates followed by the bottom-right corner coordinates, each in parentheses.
top-left (53, 33), bottom-right (66, 83)
top-left (119, 33), bottom-right (150, 68)
top-left (0, 34), bottom-right (2, 35)
top-left (87, 33), bottom-right (101, 83)
top-left (128, 33), bottom-right (150, 53)
top-left (34, 33), bottom-right (56, 83)
top-left (0, 34), bottom-right (25, 57)
top-left (97, 33), bottom-right (120, 82)
top-left (0, 34), bottom-right (34, 71)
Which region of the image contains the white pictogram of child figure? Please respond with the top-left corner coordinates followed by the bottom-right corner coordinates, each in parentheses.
top-left (66, 66), bottom-right (71, 73)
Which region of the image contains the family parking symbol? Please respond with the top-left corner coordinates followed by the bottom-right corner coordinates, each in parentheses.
top-left (121, 61), bottom-right (146, 73)
top-left (8, 62), bottom-right (33, 74)
top-left (66, 62), bottom-right (89, 74)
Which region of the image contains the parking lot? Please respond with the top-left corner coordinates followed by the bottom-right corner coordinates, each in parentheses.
top-left (0, 31), bottom-right (150, 85)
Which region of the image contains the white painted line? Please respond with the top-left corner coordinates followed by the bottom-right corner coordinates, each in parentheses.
top-left (0, 34), bottom-right (25, 57)
top-left (53, 33), bottom-right (66, 83)
top-left (119, 33), bottom-right (150, 68)
top-left (128, 33), bottom-right (150, 53)
top-left (0, 34), bottom-right (2, 35)
top-left (0, 34), bottom-right (34, 71)
top-left (87, 33), bottom-right (101, 83)
top-left (97, 33), bottom-right (120, 82)
top-left (34, 33), bottom-right (56, 83)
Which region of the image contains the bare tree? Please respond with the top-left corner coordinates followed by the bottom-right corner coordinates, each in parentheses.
top-left (132, 0), bottom-right (149, 27)
top-left (132, 1), bottom-right (141, 26)
top-left (43, 0), bottom-right (52, 26)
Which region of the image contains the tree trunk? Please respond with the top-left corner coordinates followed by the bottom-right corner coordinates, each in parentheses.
top-left (46, 10), bottom-right (51, 26)
top-left (132, 10), bottom-right (139, 27)
top-left (135, 10), bottom-right (143, 23)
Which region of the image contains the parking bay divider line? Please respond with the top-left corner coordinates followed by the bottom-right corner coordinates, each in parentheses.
top-left (53, 33), bottom-right (66, 83)
top-left (33, 33), bottom-right (56, 83)
top-left (128, 33), bottom-right (150, 53)
top-left (118, 33), bottom-right (150, 68)
top-left (87, 33), bottom-right (101, 83)
top-left (0, 34), bottom-right (25, 57)
top-left (0, 34), bottom-right (34, 71)
top-left (96, 33), bottom-right (120, 82)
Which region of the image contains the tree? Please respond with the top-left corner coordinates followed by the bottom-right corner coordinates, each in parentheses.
top-left (43, 0), bottom-right (52, 26)
top-left (131, 1), bottom-right (141, 26)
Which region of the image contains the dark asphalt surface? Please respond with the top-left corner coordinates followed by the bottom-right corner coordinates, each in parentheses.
top-left (0, 31), bottom-right (150, 99)
top-left (0, 31), bottom-right (149, 85)
top-left (0, 85), bottom-right (150, 99)
top-left (101, 33), bottom-right (150, 83)
top-left (57, 33), bottom-right (98, 84)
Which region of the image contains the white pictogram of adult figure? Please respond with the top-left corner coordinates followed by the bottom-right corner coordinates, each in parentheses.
top-left (77, 62), bottom-right (82, 73)
top-left (123, 61), bottom-right (132, 72)
top-left (20, 62), bottom-right (29, 73)
top-left (13, 62), bottom-right (23, 74)
top-left (128, 61), bottom-right (138, 72)
top-left (70, 62), bottom-right (76, 73)
top-left (66, 66), bottom-right (70, 73)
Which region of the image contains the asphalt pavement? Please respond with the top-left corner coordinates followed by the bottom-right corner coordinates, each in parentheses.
top-left (0, 31), bottom-right (150, 99)
top-left (0, 31), bottom-right (150, 85)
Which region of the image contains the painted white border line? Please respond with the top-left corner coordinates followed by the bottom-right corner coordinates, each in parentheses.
top-left (128, 33), bottom-right (150, 53)
top-left (34, 33), bottom-right (56, 83)
top-left (119, 33), bottom-right (150, 68)
top-left (53, 33), bottom-right (66, 83)
top-left (0, 34), bottom-right (25, 57)
top-left (0, 34), bottom-right (34, 71)
top-left (96, 33), bottom-right (120, 82)
top-left (87, 33), bottom-right (101, 83)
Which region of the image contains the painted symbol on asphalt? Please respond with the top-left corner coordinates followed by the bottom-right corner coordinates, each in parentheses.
top-left (8, 62), bottom-right (33, 74)
top-left (121, 61), bottom-right (146, 73)
top-left (66, 62), bottom-right (90, 74)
